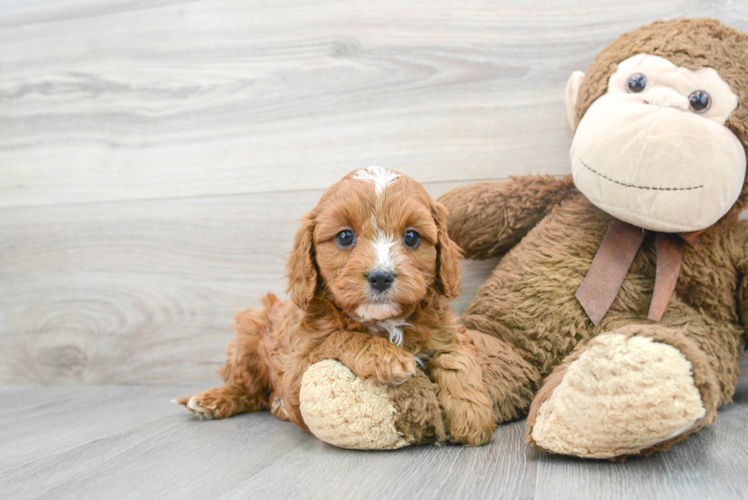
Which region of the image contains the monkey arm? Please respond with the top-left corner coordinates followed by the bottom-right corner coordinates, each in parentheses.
top-left (437, 175), bottom-right (575, 259)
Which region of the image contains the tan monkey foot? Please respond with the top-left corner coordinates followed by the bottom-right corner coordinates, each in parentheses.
top-left (299, 360), bottom-right (410, 450)
top-left (526, 332), bottom-right (715, 459)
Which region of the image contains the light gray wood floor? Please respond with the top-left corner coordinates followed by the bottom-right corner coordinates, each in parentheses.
top-left (1, 374), bottom-right (747, 500)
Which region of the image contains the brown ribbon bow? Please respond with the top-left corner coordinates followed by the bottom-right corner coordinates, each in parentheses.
top-left (576, 220), bottom-right (704, 325)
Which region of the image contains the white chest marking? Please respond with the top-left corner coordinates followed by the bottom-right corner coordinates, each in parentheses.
top-left (367, 318), bottom-right (410, 346)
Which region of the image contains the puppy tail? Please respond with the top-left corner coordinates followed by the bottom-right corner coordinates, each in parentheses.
top-left (217, 293), bottom-right (281, 410)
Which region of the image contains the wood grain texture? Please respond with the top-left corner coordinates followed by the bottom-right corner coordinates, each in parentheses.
top-left (1, 0), bottom-right (748, 384)
top-left (2, 0), bottom-right (743, 208)
top-left (0, 181), bottom-right (494, 384)
top-left (1, 376), bottom-right (746, 499)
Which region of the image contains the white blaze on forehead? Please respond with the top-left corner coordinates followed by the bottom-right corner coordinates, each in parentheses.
top-left (356, 169), bottom-right (399, 272)
top-left (373, 231), bottom-right (396, 271)
top-left (368, 214), bottom-right (396, 272)
top-left (353, 166), bottom-right (400, 194)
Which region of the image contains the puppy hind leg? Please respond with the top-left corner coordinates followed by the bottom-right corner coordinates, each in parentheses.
top-left (174, 385), bottom-right (266, 420)
top-left (175, 295), bottom-right (276, 420)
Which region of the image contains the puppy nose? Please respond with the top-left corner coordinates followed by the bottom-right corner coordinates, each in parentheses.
top-left (367, 271), bottom-right (394, 292)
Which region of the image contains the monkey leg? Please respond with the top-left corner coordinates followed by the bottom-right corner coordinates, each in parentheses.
top-left (465, 330), bottom-right (543, 424)
top-left (525, 323), bottom-right (725, 459)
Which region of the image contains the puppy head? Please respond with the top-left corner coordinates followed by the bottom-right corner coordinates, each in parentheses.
top-left (285, 167), bottom-right (462, 320)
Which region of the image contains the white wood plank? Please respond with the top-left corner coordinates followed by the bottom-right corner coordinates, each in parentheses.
top-left (0, 384), bottom-right (206, 468)
top-left (0, 384), bottom-right (535, 500)
top-left (0, 182), bottom-right (495, 384)
top-left (2, 0), bottom-right (738, 207)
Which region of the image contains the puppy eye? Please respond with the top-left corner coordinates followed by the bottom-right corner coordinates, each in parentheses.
top-left (403, 230), bottom-right (421, 249)
top-left (688, 90), bottom-right (711, 113)
top-left (336, 230), bottom-right (355, 248)
top-left (627, 73), bottom-right (647, 93)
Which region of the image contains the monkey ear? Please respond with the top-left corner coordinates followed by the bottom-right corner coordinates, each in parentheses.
top-left (565, 71), bottom-right (586, 131)
top-left (432, 200), bottom-right (463, 300)
top-left (285, 213), bottom-right (318, 311)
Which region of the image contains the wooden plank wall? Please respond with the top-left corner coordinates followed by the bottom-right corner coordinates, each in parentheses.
top-left (1, 0), bottom-right (747, 384)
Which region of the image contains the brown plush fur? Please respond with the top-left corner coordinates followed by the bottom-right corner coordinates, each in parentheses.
top-left (442, 182), bottom-right (747, 454)
top-left (364, 326), bottom-right (546, 445)
top-left (176, 169), bottom-right (496, 446)
top-left (431, 19), bottom-right (748, 459)
top-left (389, 368), bottom-right (449, 445)
top-left (450, 185), bottom-right (746, 391)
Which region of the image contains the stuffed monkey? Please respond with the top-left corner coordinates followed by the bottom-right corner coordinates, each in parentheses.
top-left (299, 18), bottom-right (748, 459)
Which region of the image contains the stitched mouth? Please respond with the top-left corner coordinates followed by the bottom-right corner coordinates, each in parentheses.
top-left (579, 159), bottom-right (703, 191)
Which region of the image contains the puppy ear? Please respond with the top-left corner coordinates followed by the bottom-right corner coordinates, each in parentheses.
top-left (432, 200), bottom-right (463, 300)
top-left (285, 212), bottom-right (318, 311)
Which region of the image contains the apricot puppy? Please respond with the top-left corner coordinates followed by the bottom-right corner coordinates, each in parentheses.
top-left (176, 167), bottom-right (495, 446)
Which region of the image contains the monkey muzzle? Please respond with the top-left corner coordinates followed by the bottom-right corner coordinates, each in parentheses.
top-left (571, 95), bottom-right (746, 232)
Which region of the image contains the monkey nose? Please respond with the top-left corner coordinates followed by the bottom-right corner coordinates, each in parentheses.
top-left (642, 88), bottom-right (689, 111)
top-left (367, 270), bottom-right (394, 292)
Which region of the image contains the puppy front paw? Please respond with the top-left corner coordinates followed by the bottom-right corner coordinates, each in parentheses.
top-left (363, 343), bottom-right (417, 385)
top-left (382, 352), bottom-right (418, 385)
top-left (444, 399), bottom-right (496, 447)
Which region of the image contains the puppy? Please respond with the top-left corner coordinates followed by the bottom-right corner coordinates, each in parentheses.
top-left (176, 167), bottom-right (495, 446)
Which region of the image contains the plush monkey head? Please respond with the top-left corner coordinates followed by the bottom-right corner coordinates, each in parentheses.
top-left (566, 19), bottom-right (748, 232)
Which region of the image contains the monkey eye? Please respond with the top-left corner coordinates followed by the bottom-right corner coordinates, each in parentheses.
top-left (403, 230), bottom-right (421, 249)
top-left (335, 230), bottom-right (355, 248)
top-left (627, 73), bottom-right (647, 93)
top-left (688, 90), bottom-right (711, 113)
